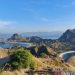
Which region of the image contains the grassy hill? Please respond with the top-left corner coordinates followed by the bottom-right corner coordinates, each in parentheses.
top-left (0, 47), bottom-right (75, 75)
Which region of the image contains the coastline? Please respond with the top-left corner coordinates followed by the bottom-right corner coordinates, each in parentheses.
top-left (0, 42), bottom-right (32, 49)
top-left (59, 51), bottom-right (75, 61)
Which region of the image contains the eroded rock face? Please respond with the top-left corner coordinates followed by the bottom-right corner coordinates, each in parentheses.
top-left (59, 29), bottom-right (75, 43)
top-left (26, 45), bottom-right (56, 57)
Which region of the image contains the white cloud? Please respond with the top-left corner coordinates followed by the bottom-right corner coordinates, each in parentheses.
top-left (0, 20), bottom-right (16, 28)
top-left (0, 20), bottom-right (18, 33)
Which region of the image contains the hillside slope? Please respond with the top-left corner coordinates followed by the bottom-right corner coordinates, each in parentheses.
top-left (59, 29), bottom-right (75, 43)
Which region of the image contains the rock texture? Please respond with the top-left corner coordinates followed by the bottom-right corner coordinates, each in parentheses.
top-left (59, 29), bottom-right (75, 43)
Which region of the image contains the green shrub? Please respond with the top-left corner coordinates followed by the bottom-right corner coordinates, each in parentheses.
top-left (9, 48), bottom-right (35, 69)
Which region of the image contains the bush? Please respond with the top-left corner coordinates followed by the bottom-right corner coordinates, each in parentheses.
top-left (9, 48), bottom-right (35, 69)
top-left (30, 61), bottom-right (36, 69)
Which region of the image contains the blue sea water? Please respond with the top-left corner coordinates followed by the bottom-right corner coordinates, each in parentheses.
top-left (0, 43), bottom-right (31, 48)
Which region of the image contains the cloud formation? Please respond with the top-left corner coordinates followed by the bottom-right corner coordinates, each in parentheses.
top-left (0, 20), bottom-right (16, 28)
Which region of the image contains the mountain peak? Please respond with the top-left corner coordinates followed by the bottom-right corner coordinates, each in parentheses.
top-left (8, 33), bottom-right (25, 41)
top-left (59, 29), bottom-right (75, 42)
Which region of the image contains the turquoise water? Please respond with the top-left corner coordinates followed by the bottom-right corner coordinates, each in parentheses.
top-left (0, 43), bottom-right (31, 48)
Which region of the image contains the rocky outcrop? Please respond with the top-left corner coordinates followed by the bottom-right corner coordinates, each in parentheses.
top-left (8, 33), bottom-right (26, 42)
top-left (26, 45), bottom-right (56, 57)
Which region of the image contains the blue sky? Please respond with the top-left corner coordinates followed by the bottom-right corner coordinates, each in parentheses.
top-left (0, 0), bottom-right (75, 33)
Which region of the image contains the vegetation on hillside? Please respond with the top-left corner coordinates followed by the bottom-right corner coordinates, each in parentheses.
top-left (9, 48), bottom-right (36, 69)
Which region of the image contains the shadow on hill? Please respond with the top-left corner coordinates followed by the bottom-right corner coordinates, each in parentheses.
top-left (0, 56), bottom-right (9, 65)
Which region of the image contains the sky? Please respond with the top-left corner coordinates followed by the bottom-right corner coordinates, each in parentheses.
top-left (0, 0), bottom-right (75, 33)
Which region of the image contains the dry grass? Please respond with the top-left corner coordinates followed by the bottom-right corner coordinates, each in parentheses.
top-left (0, 48), bottom-right (75, 74)
top-left (0, 69), bottom-right (29, 75)
top-left (67, 56), bottom-right (75, 67)
top-left (0, 48), bottom-right (8, 58)
top-left (38, 57), bottom-right (72, 70)
top-left (0, 71), bottom-right (15, 75)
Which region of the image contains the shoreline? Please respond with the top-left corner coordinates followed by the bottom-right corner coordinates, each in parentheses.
top-left (59, 51), bottom-right (75, 61)
top-left (0, 42), bottom-right (32, 49)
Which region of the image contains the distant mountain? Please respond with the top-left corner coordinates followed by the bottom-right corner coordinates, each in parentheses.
top-left (28, 36), bottom-right (43, 43)
top-left (7, 33), bottom-right (54, 43)
top-left (27, 36), bottom-right (53, 44)
top-left (0, 32), bottom-right (62, 40)
top-left (22, 32), bottom-right (63, 39)
top-left (59, 29), bottom-right (75, 43)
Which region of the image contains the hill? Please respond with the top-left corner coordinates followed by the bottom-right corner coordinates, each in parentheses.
top-left (7, 33), bottom-right (26, 42)
top-left (59, 29), bottom-right (75, 43)
top-left (22, 32), bottom-right (62, 39)
top-left (0, 47), bottom-right (72, 70)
